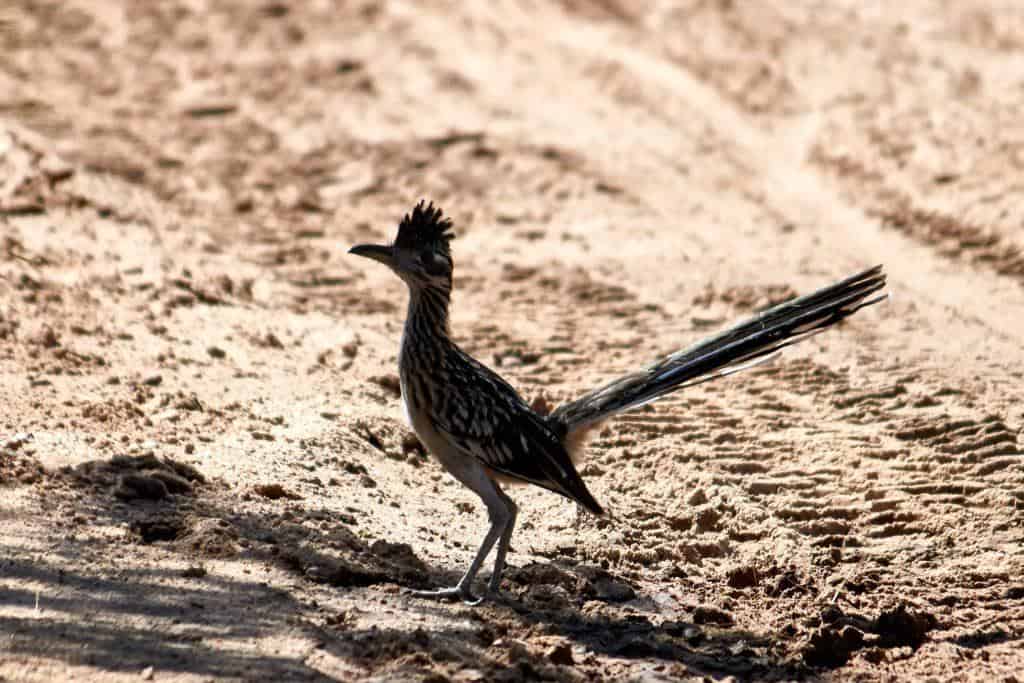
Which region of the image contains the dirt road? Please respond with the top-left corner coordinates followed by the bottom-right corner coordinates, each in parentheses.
top-left (2, 1), bottom-right (1023, 680)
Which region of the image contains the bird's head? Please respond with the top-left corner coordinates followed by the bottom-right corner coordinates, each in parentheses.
top-left (348, 200), bottom-right (454, 292)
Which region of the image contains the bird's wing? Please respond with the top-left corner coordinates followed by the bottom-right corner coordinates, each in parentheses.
top-left (430, 357), bottom-right (604, 514)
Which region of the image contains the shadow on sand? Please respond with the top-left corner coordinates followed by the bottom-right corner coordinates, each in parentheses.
top-left (1, 454), bottom-right (820, 680)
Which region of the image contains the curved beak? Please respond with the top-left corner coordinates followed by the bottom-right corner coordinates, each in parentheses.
top-left (348, 243), bottom-right (395, 267)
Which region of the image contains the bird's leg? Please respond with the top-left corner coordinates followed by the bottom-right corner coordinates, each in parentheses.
top-left (487, 489), bottom-right (517, 594)
top-left (411, 481), bottom-right (512, 605)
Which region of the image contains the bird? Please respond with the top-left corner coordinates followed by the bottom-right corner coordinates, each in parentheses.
top-left (349, 200), bottom-right (887, 604)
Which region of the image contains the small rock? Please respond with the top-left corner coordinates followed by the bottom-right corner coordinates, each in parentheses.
top-left (140, 665), bottom-right (155, 680)
top-left (143, 374), bottom-right (162, 387)
top-left (207, 346), bottom-right (226, 359)
top-left (181, 565), bottom-right (207, 578)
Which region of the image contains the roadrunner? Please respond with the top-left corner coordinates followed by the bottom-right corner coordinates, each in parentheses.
top-left (349, 201), bottom-right (887, 603)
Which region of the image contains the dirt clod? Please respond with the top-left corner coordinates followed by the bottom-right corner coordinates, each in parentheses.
top-left (1004, 586), bottom-right (1024, 600)
top-left (148, 469), bottom-right (193, 494)
top-left (369, 540), bottom-right (428, 573)
top-left (33, 326), bottom-right (60, 348)
top-left (253, 483), bottom-right (302, 500)
top-left (176, 518), bottom-right (239, 557)
top-left (116, 473), bottom-right (170, 500)
top-left (726, 565), bottom-right (760, 589)
top-left (132, 516), bottom-right (186, 543)
top-left (803, 625), bottom-right (866, 668)
top-left (803, 604), bottom-right (936, 668)
top-left (590, 575), bottom-right (636, 602)
top-left (692, 606), bottom-right (734, 626)
top-left (694, 506), bottom-right (721, 532)
top-left (544, 642), bottom-right (574, 666)
top-left (874, 604), bottom-right (936, 650)
top-left (370, 374), bottom-right (401, 397)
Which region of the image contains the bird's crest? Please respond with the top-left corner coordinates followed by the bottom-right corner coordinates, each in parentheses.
top-left (394, 200), bottom-right (454, 252)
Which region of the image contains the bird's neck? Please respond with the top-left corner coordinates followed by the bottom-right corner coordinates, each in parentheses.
top-left (402, 285), bottom-right (452, 351)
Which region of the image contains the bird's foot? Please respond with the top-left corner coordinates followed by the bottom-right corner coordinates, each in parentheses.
top-left (407, 585), bottom-right (483, 606)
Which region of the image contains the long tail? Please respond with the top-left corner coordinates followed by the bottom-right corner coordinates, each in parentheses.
top-left (549, 265), bottom-right (887, 436)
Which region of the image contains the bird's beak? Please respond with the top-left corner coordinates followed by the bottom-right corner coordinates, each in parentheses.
top-left (348, 243), bottom-right (395, 267)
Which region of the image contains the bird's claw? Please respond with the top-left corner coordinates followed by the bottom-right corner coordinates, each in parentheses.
top-left (407, 585), bottom-right (483, 606)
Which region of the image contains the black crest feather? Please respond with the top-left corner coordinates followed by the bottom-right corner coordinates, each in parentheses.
top-left (394, 200), bottom-right (454, 251)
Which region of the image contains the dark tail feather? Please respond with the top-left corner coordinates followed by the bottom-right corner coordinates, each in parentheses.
top-left (550, 265), bottom-right (887, 435)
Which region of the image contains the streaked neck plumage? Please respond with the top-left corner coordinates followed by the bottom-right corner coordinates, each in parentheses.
top-left (402, 281), bottom-right (452, 355)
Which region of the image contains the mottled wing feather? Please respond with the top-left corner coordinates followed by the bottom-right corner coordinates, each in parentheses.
top-left (430, 354), bottom-right (603, 513)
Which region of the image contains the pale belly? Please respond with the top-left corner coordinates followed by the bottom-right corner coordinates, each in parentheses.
top-left (399, 368), bottom-right (494, 491)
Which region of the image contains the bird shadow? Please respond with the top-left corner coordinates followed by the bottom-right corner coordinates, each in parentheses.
top-left (3, 453), bottom-right (809, 681)
top-left (403, 565), bottom-right (804, 681)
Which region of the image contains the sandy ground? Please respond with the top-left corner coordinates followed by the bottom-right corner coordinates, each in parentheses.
top-left (2, 1), bottom-right (1024, 680)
